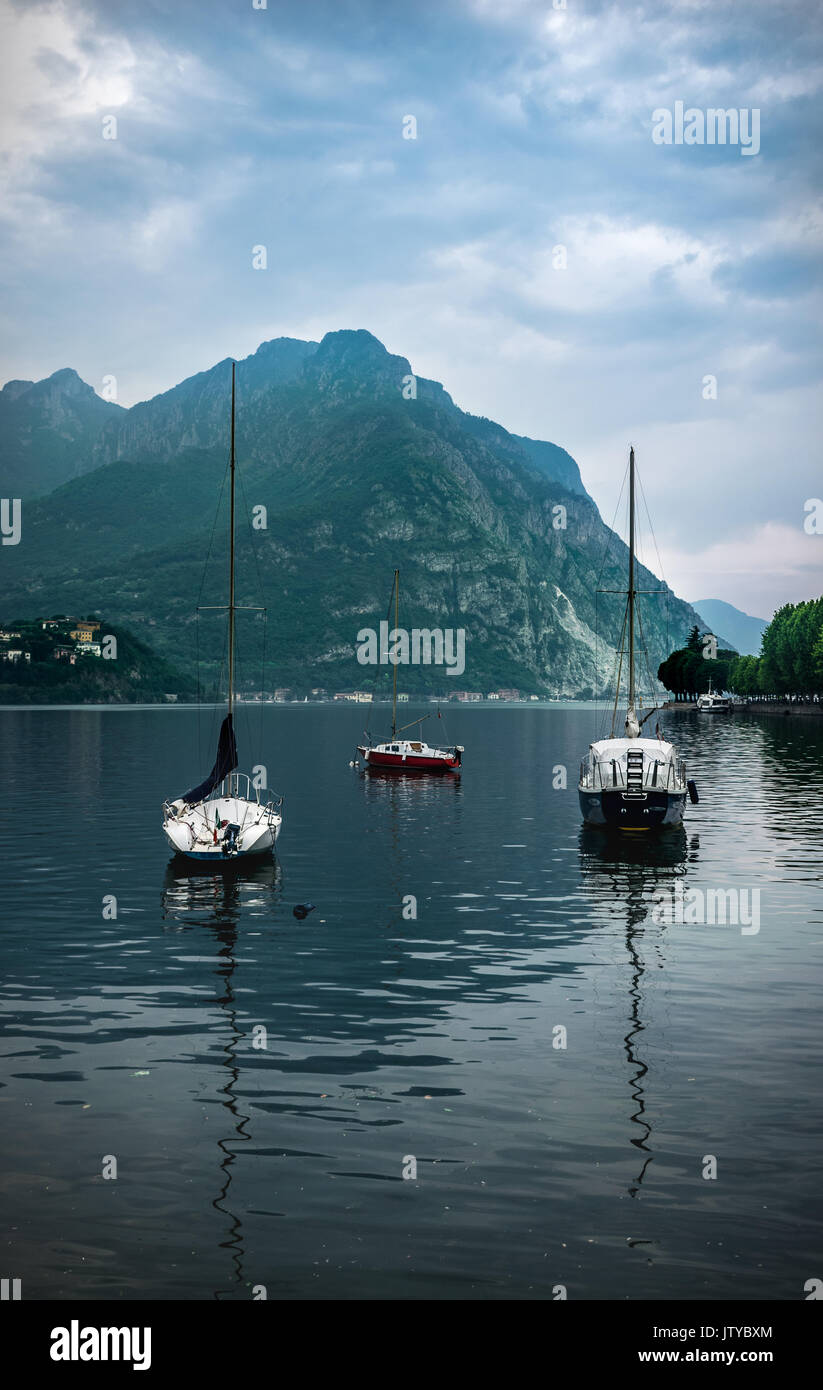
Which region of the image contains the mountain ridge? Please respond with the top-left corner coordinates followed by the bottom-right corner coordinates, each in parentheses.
top-left (692, 598), bottom-right (768, 657)
top-left (1, 329), bottom-right (703, 695)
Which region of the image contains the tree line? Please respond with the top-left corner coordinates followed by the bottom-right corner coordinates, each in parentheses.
top-left (658, 598), bottom-right (823, 699)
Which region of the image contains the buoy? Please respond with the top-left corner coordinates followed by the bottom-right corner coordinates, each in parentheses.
top-left (293, 903), bottom-right (317, 920)
top-left (687, 779), bottom-right (699, 804)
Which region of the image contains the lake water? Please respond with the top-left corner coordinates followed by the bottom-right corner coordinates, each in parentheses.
top-left (1, 703), bottom-right (821, 1301)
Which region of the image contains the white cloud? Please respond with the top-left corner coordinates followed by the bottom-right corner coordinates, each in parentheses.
top-left (0, 1), bottom-right (135, 161)
top-left (431, 215), bottom-right (728, 318)
top-left (666, 523), bottom-right (823, 618)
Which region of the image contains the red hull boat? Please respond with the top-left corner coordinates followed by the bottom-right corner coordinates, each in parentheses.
top-left (357, 738), bottom-right (462, 772)
top-left (356, 569), bottom-right (465, 776)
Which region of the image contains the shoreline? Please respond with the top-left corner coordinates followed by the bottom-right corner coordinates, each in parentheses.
top-left (663, 700), bottom-right (823, 718)
top-left (0, 697), bottom-right (603, 712)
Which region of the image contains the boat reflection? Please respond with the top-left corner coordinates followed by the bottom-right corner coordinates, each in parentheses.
top-left (161, 857), bottom-right (283, 1297)
top-left (579, 826), bottom-right (697, 1196)
top-left (361, 758), bottom-right (462, 929)
top-left (360, 765), bottom-right (462, 793)
top-left (161, 856), bottom-right (282, 929)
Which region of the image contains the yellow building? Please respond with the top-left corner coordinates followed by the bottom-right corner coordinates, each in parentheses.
top-left (70, 620), bottom-right (101, 644)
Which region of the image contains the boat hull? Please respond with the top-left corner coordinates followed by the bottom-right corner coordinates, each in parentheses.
top-left (172, 845), bottom-right (274, 862)
top-left (357, 746), bottom-right (460, 773)
top-left (163, 792), bottom-right (281, 860)
top-left (578, 787), bottom-right (687, 829)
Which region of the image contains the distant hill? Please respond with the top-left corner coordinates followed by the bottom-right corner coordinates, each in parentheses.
top-left (0, 329), bottom-right (709, 696)
top-left (692, 599), bottom-right (768, 657)
top-left (0, 369), bottom-right (124, 498)
top-left (0, 616), bottom-right (195, 704)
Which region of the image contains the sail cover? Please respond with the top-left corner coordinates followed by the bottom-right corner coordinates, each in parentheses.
top-left (182, 714), bottom-right (238, 804)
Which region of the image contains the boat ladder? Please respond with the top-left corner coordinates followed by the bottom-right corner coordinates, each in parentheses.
top-left (624, 748), bottom-right (646, 798)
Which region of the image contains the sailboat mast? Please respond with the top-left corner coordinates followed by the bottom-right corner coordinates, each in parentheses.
top-left (391, 568), bottom-right (399, 738)
top-left (627, 445), bottom-right (636, 711)
top-left (228, 362), bottom-right (236, 719)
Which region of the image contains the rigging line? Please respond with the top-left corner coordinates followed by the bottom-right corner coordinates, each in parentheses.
top-left (636, 469), bottom-right (668, 589)
top-left (195, 612), bottom-right (201, 769)
top-left (610, 598), bottom-right (629, 738)
top-left (233, 619), bottom-right (251, 757)
top-left (195, 459), bottom-right (231, 613)
top-left (192, 456), bottom-right (230, 773)
top-left (366, 571), bottom-right (400, 710)
top-left (236, 463), bottom-right (267, 610)
top-left (259, 611), bottom-right (267, 758)
top-left (635, 466), bottom-right (671, 663)
top-left (595, 459), bottom-right (630, 593)
top-left (216, 618), bottom-right (229, 751)
top-left (636, 602), bottom-right (661, 705)
top-left (595, 589), bottom-right (598, 734)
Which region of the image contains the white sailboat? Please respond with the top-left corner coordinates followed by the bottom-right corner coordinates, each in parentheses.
top-left (162, 363), bottom-right (283, 860)
top-left (578, 446), bottom-right (698, 830)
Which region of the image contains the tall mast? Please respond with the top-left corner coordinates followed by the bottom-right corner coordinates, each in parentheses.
top-left (228, 362), bottom-right (236, 719)
top-left (391, 568), bottom-right (399, 738)
top-left (627, 445), bottom-right (636, 713)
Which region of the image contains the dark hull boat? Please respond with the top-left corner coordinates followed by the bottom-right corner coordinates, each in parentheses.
top-left (577, 447), bottom-right (697, 831)
top-left (578, 742), bottom-right (688, 828)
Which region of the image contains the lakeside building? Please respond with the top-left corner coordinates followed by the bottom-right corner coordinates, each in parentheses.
top-left (70, 620), bottom-right (101, 645)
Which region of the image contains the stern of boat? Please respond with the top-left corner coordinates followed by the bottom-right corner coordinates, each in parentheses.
top-left (163, 773), bottom-right (283, 860)
top-left (578, 744), bottom-right (689, 830)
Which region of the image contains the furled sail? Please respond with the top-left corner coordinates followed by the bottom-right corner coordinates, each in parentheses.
top-left (181, 714), bottom-right (238, 805)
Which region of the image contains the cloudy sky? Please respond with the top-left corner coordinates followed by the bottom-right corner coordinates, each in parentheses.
top-left (1, 0), bottom-right (821, 617)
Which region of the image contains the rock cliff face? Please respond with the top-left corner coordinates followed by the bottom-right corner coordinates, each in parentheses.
top-left (0, 330), bottom-right (700, 694)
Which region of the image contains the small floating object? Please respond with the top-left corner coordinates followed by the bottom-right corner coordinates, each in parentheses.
top-left (293, 903), bottom-right (317, 920)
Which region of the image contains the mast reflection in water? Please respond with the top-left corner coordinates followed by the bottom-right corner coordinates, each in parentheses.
top-left (162, 858), bottom-right (283, 1298)
top-left (579, 827), bottom-right (698, 1197)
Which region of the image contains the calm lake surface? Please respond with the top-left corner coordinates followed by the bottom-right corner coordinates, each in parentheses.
top-left (1, 703), bottom-right (821, 1301)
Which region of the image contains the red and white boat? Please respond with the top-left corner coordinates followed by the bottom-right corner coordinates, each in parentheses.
top-left (357, 735), bottom-right (462, 772)
top-left (356, 569), bottom-right (464, 775)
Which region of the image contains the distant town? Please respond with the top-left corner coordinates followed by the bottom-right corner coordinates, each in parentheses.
top-left (0, 614), bottom-right (194, 704)
top-left (0, 613), bottom-right (595, 705)
top-left (0, 615), bottom-right (105, 667)
top-left (256, 689), bottom-right (548, 704)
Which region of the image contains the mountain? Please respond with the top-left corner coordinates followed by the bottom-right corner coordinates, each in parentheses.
top-left (0, 369), bottom-right (125, 498)
top-left (0, 330), bottom-right (706, 696)
top-left (692, 599), bottom-right (768, 657)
